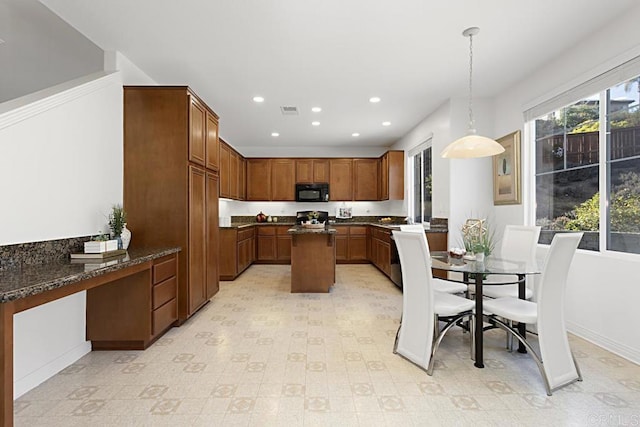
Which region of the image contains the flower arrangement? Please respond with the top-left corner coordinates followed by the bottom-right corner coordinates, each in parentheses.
top-left (108, 204), bottom-right (127, 237)
top-left (307, 211), bottom-right (320, 223)
top-left (461, 218), bottom-right (496, 256)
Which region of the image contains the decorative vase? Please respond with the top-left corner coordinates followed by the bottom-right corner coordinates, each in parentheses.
top-left (120, 223), bottom-right (132, 250)
top-left (475, 252), bottom-right (485, 262)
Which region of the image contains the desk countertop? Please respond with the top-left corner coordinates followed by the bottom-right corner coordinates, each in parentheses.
top-left (0, 247), bottom-right (181, 303)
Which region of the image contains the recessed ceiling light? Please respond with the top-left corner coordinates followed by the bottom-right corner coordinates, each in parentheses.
top-left (382, 121), bottom-right (391, 126)
top-left (271, 132), bottom-right (279, 137)
top-left (352, 133), bottom-right (360, 137)
top-left (311, 121), bottom-right (320, 126)
top-left (0, 39), bottom-right (5, 45)
top-left (369, 97), bottom-right (381, 103)
top-left (253, 96), bottom-right (264, 103)
top-left (311, 107), bottom-right (322, 113)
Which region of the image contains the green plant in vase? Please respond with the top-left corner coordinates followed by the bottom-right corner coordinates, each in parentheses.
top-left (108, 204), bottom-right (127, 248)
top-left (461, 218), bottom-right (496, 260)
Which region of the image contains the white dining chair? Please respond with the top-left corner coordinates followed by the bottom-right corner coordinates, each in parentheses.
top-left (480, 225), bottom-right (541, 299)
top-left (392, 231), bottom-right (475, 375)
top-left (398, 225), bottom-right (468, 294)
top-left (482, 232), bottom-right (583, 395)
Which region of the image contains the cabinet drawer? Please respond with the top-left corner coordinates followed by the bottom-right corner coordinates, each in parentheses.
top-left (334, 226), bottom-right (349, 235)
top-left (258, 226), bottom-right (276, 236)
top-left (276, 226), bottom-right (291, 235)
top-left (350, 226), bottom-right (367, 235)
top-left (238, 227), bottom-right (255, 241)
top-left (153, 276), bottom-right (177, 309)
top-left (153, 256), bottom-right (177, 284)
top-left (153, 298), bottom-right (177, 335)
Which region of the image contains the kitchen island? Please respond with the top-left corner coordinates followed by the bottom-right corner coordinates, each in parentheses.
top-left (288, 226), bottom-right (337, 293)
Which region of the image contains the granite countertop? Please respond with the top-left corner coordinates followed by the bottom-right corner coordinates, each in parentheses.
top-left (0, 247), bottom-right (181, 303)
top-left (223, 221), bottom-right (447, 232)
top-left (287, 226), bottom-right (337, 234)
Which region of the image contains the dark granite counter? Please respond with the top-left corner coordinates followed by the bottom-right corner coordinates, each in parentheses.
top-left (221, 221), bottom-right (448, 233)
top-left (0, 247), bottom-right (181, 303)
top-left (287, 226), bottom-right (337, 234)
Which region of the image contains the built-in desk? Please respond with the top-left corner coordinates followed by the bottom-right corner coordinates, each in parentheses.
top-left (0, 247), bottom-right (180, 427)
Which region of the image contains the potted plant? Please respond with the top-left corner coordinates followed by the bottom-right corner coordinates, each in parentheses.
top-left (461, 218), bottom-right (496, 261)
top-left (108, 204), bottom-right (130, 249)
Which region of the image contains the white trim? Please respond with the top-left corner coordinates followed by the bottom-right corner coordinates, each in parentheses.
top-left (14, 340), bottom-right (91, 399)
top-left (0, 71), bottom-right (120, 130)
top-left (568, 322), bottom-right (640, 365)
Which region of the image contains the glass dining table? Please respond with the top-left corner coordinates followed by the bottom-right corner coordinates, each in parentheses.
top-left (430, 252), bottom-right (541, 369)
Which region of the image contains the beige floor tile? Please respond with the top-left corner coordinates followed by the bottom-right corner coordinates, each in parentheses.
top-left (12, 264), bottom-right (640, 427)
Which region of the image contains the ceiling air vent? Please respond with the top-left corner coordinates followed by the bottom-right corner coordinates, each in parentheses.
top-left (280, 106), bottom-right (299, 115)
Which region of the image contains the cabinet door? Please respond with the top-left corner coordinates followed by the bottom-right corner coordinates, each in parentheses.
top-left (348, 236), bottom-right (368, 260)
top-left (247, 159), bottom-right (272, 201)
top-left (230, 150), bottom-right (240, 199)
top-left (380, 241), bottom-right (391, 276)
top-left (380, 153), bottom-right (389, 200)
top-left (219, 229), bottom-right (238, 279)
top-left (387, 151), bottom-right (404, 200)
top-left (239, 157), bottom-right (246, 200)
top-left (205, 112), bottom-right (219, 171)
top-left (353, 159), bottom-right (379, 201)
top-left (296, 159), bottom-right (313, 183)
top-left (276, 235), bottom-right (292, 262)
top-left (313, 159), bottom-right (330, 183)
top-left (188, 166), bottom-right (207, 314)
top-left (335, 235), bottom-right (348, 261)
top-left (189, 98), bottom-right (206, 166)
top-left (219, 142), bottom-right (231, 198)
top-left (206, 172), bottom-right (219, 299)
top-left (329, 159), bottom-right (353, 201)
top-left (257, 226), bottom-right (277, 260)
top-left (271, 159), bottom-right (296, 201)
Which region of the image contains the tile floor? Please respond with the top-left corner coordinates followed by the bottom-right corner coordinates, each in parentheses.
top-left (14, 264), bottom-right (640, 426)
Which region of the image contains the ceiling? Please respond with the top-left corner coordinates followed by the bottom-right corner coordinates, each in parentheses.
top-left (40, 0), bottom-right (637, 151)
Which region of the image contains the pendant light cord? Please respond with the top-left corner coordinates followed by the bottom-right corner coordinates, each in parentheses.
top-left (468, 32), bottom-right (474, 131)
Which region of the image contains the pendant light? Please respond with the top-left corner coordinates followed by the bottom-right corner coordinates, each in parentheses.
top-left (441, 27), bottom-right (505, 159)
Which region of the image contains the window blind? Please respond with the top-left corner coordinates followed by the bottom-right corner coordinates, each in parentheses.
top-left (524, 55), bottom-right (640, 121)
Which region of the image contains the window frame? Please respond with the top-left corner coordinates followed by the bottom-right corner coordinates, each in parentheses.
top-left (408, 137), bottom-right (433, 226)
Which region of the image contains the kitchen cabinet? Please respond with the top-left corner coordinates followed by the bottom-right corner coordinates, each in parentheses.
top-left (123, 86), bottom-right (220, 323)
top-left (296, 159), bottom-right (330, 183)
top-left (272, 159), bottom-right (296, 201)
top-left (335, 226), bottom-right (349, 262)
top-left (87, 253), bottom-right (179, 349)
top-left (239, 157), bottom-right (246, 200)
top-left (380, 150), bottom-right (404, 200)
top-left (329, 159), bottom-right (353, 201)
top-left (256, 226), bottom-right (277, 261)
top-left (220, 227), bottom-right (255, 280)
top-left (353, 159), bottom-right (379, 201)
top-left (205, 111), bottom-right (219, 171)
top-left (276, 226), bottom-right (292, 261)
top-left (348, 226), bottom-right (368, 261)
top-left (230, 149), bottom-right (240, 199)
top-left (247, 159), bottom-right (272, 201)
top-left (370, 226), bottom-right (391, 276)
top-left (219, 141), bottom-right (231, 198)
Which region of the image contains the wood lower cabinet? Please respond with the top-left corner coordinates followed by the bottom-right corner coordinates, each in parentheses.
top-left (348, 226), bottom-right (368, 261)
top-left (335, 226), bottom-right (349, 262)
top-left (256, 225), bottom-right (291, 263)
top-left (124, 86), bottom-right (220, 323)
top-left (370, 227), bottom-right (391, 276)
top-left (87, 253), bottom-right (178, 350)
top-left (220, 227), bottom-right (255, 280)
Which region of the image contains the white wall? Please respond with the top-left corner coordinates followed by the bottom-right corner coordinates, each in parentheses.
top-left (104, 51), bottom-right (157, 85)
top-left (0, 71), bottom-right (124, 397)
top-left (492, 3), bottom-right (640, 363)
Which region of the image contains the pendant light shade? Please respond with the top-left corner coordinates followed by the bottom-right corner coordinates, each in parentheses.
top-left (441, 27), bottom-right (504, 159)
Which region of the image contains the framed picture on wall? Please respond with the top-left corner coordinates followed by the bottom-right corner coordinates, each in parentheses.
top-left (493, 130), bottom-right (521, 205)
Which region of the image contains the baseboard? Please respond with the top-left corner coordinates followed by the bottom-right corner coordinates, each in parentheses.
top-left (14, 341), bottom-right (92, 399)
top-left (567, 321), bottom-right (640, 365)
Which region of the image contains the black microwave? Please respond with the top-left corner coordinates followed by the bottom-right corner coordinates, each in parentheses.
top-left (296, 183), bottom-right (329, 202)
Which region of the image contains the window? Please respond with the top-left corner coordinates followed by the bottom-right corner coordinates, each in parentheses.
top-left (531, 76), bottom-right (640, 254)
top-left (409, 142), bottom-right (432, 224)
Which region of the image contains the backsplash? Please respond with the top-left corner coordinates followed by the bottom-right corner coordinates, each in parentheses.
top-left (0, 236), bottom-right (92, 270)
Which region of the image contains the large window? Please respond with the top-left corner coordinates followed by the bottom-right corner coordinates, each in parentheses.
top-left (409, 143), bottom-right (432, 224)
top-left (532, 76), bottom-right (640, 254)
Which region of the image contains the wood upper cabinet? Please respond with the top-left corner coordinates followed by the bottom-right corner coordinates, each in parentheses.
top-left (189, 97), bottom-right (206, 166)
top-left (381, 150), bottom-right (404, 200)
top-left (329, 159), bottom-right (353, 201)
top-left (206, 171), bottom-right (219, 299)
top-left (272, 159), bottom-right (296, 201)
top-left (230, 150), bottom-right (240, 199)
top-left (353, 158), bottom-right (379, 201)
top-left (247, 159), bottom-right (272, 201)
top-left (205, 111), bottom-right (219, 171)
top-left (313, 159), bottom-right (330, 183)
top-left (296, 159), bottom-right (330, 183)
top-left (239, 157), bottom-right (246, 200)
top-left (219, 141), bottom-right (231, 198)
top-left (188, 165), bottom-right (207, 314)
